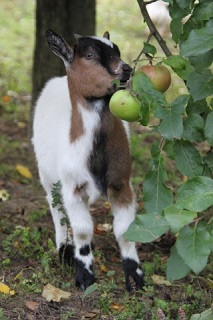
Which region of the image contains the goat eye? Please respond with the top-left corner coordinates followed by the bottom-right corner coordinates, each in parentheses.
top-left (85, 51), bottom-right (94, 60)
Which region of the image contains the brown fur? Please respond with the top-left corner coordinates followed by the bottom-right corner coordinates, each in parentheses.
top-left (66, 39), bottom-right (133, 206)
top-left (99, 110), bottom-right (133, 206)
top-left (71, 56), bottom-right (116, 98)
top-left (67, 55), bottom-right (120, 142)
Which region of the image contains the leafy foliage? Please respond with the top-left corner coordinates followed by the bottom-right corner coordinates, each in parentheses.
top-left (125, 0), bottom-right (213, 281)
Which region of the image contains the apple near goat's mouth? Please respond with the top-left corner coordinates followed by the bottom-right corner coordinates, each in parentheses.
top-left (109, 89), bottom-right (141, 122)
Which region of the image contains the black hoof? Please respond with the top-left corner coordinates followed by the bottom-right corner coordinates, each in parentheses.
top-left (122, 258), bottom-right (144, 291)
top-left (75, 258), bottom-right (95, 291)
top-left (59, 244), bottom-right (75, 267)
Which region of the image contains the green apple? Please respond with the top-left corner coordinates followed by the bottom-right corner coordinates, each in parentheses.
top-left (140, 65), bottom-right (171, 92)
top-left (109, 89), bottom-right (141, 122)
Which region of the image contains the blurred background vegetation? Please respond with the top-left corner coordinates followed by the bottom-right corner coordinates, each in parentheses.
top-left (0, 0), bottom-right (184, 96)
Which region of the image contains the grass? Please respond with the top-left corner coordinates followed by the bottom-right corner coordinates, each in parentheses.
top-left (0, 1), bottom-right (212, 319)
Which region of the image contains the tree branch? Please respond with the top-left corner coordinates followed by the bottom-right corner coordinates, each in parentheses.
top-left (137, 0), bottom-right (172, 57)
top-left (144, 0), bottom-right (158, 4)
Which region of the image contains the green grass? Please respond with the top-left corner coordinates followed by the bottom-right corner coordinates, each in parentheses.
top-left (0, 0), bottom-right (35, 93)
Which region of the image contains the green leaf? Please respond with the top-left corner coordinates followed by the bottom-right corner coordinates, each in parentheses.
top-left (166, 245), bottom-right (191, 281)
top-left (186, 97), bottom-right (208, 115)
top-left (164, 205), bottom-right (197, 233)
top-left (190, 308), bottom-right (213, 320)
top-left (170, 18), bottom-right (182, 43)
top-left (168, 1), bottom-right (191, 19)
top-left (180, 25), bottom-right (213, 57)
top-left (124, 213), bottom-right (170, 243)
top-left (156, 106), bottom-right (183, 140)
top-left (176, 0), bottom-right (192, 10)
top-left (176, 224), bottom-right (211, 274)
top-left (187, 69), bottom-right (213, 101)
top-left (173, 140), bottom-right (203, 178)
top-left (155, 95), bottom-right (189, 140)
top-left (183, 113), bottom-right (204, 142)
top-left (203, 149), bottom-right (213, 171)
top-left (189, 50), bottom-right (213, 73)
top-left (204, 111), bottom-right (213, 146)
top-left (143, 42), bottom-right (157, 56)
top-left (176, 176), bottom-right (213, 212)
top-left (193, 1), bottom-right (213, 21)
top-left (143, 147), bottom-right (173, 214)
top-left (82, 283), bottom-right (98, 300)
top-left (139, 102), bottom-right (150, 126)
top-left (163, 55), bottom-right (194, 80)
top-left (132, 71), bottom-right (168, 111)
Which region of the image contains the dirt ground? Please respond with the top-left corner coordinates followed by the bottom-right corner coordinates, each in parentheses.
top-left (0, 108), bottom-right (212, 320)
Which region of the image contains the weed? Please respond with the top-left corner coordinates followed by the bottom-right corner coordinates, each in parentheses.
top-left (0, 308), bottom-right (8, 320)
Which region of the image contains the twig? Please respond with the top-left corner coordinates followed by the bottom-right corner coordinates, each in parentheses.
top-left (136, 0), bottom-right (172, 57)
top-left (132, 32), bottom-right (153, 74)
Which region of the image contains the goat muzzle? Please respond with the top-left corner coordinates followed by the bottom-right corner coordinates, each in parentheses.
top-left (120, 63), bottom-right (132, 84)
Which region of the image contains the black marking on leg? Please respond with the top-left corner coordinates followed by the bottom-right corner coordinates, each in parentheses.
top-left (122, 258), bottom-right (144, 291)
top-left (79, 244), bottom-right (91, 256)
top-left (75, 258), bottom-right (95, 291)
top-left (59, 244), bottom-right (74, 267)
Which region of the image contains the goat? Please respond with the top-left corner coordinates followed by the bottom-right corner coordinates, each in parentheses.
top-left (32, 29), bottom-right (144, 291)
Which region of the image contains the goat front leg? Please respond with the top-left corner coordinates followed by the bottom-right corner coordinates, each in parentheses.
top-left (111, 183), bottom-right (144, 291)
top-left (61, 183), bottom-right (95, 290)
top-left (45, 194), bottom-right (74, 266)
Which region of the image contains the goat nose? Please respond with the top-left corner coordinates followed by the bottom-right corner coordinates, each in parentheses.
top-left (122, 63), bottom-right (132, 73)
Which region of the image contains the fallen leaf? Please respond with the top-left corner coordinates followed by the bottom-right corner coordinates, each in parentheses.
top-left (110, 302), bottom-right (124, 311)
top-left (16, 164), bottom-right (32, 179)
top-left (14, 270), bottom-right (23, 281)
top-left (96, 223), bottom-right (112, 232)
top-left (0, 189), bottom-right (10, 201)
top-left (100, 264), bottom-right (108, 273)
top-left (104, 201), bottom-right (111, 209)
top-left (203, 277), bottom-right (213, 289)
top-left (17, 121), bottom-right (27, 129)
top-left (13, 241), bottom-right (19, 249)
top-left (151, 275), bottom-right (172, 286)
top-left (42, 284), bottom-right (71, 302)
top-left (2, 95), bottom-right (10, 103)
top-left (0, 282), bottom-right (15, 295)
top-left (25, 300), bottom-right (40, 311)
top-left (84, 311), bottom-right (99, 319)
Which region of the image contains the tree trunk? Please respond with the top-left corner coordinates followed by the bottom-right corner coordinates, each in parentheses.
top-left (30, 0), bottom-right (95, 138)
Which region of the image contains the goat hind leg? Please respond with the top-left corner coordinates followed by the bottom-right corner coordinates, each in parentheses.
top-left (111, 184), bottom-right (144, 291)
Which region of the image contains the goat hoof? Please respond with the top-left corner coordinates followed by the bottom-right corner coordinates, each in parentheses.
top-left (75, 258), bottom-right (95, 290)
top-left (122, 258), bottom-right (144, 291)
top-left (59, 244), bottom-right (75, 267)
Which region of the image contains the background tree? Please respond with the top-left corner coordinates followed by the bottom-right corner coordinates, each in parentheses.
top-left (32, 0), bottom-right (95, 106)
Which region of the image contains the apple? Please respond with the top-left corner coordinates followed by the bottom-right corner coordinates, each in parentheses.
top-left (109, 89), bottom-right (141, 122)
top-left (140, 64), bottom-right (171, 92)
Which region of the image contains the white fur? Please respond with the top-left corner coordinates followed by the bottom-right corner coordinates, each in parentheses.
top-left (91, 36), bottom-right (113, 48)
top-left (33, 76), bottom-right (102, 250)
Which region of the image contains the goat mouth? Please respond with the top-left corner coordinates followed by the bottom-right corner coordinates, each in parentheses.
top-left (118, 75), bottom-right (131, 88)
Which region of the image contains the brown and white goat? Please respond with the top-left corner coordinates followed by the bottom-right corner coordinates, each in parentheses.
top-left (32, 29), bottom-right (144, 291)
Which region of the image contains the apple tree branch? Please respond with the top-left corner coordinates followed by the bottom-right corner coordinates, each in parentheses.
top-left (136, 0), bottom-right (172, 57)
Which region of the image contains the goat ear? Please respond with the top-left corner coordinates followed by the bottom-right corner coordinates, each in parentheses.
top-left (103, 31), bottom-right (110, 40)
top-left (46, 29), bottom-right (74, 66)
